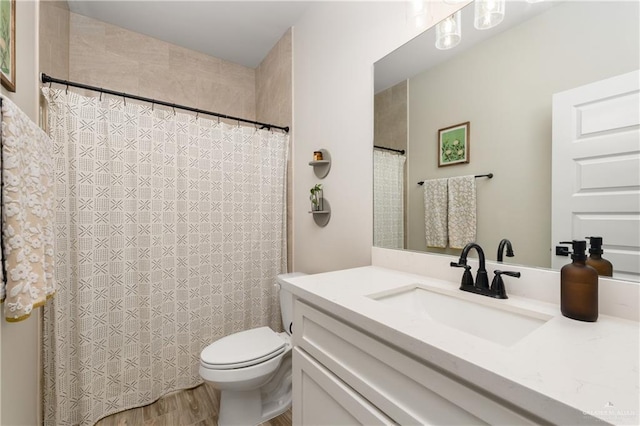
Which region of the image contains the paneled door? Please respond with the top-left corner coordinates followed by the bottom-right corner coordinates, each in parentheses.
top-left (551, 70), bottom-right (640, 280)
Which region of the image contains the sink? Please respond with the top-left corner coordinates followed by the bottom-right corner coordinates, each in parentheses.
top-left (368, 284), bottom-right (552, 346)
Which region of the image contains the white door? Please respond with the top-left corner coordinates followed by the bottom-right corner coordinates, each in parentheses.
top-left (552, 70), bottom-right (640, 280)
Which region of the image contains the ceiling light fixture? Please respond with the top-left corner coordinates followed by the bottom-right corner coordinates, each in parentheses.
top-left (474, 0), bottom-right (506, 30)
top-left (435, 11), bottom-right (462, 50)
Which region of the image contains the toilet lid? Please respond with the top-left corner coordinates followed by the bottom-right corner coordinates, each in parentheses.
top-left (200, 327), bottom-right (286, 369)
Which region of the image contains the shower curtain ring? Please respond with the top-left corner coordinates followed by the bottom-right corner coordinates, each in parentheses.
top-left (65, 84), bottom-right (68, 94)
top-left (196, 112), bottom-right (199, 121)
top-left (173, 106), bottom-right (176, 116)
top-left (99, 91), bottom-right (103, 101)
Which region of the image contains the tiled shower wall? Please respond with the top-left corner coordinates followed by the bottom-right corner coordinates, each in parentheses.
top-left (68, 13), bottom-right (257, 121)
top-left (256, 29), bottom-right (294, 270)
top-left (40, 0), bottom-right (70, 80)
top-left (374, 80), bottom-right (407, 153)
top-left (39, 7), bottom-right (293, 271)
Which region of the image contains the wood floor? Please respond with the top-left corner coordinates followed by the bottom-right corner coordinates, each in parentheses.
top-left (95, 384), bottom-right (292, 426)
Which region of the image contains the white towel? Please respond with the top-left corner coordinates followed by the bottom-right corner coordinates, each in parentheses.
top-left (423, 179), bottom-right (448, 248)
top-left (448, 175), bottom-right (476, 249)
top-left (0, 95), bottom-right (56, 322)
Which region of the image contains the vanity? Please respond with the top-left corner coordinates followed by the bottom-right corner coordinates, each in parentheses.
top-left (281, 249), bottom-right (639, 425)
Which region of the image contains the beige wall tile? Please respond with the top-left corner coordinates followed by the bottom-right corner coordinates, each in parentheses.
top-left (69, 13), bottom-right (256, 120)
top-left (374, 80), bottom-right (407, 152)
top-left (256, 28), bottom-right (293, 270)
top-left (256, 29), bottom-right (292, 128)
top-left (168, 46), bottom-right (223, 82)
top-left (40, 0), bottom-right (70, 79)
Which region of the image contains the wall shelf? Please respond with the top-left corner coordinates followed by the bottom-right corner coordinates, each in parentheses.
top-left (309, 198), bottom-right (331, 227)
top-left (309, 149), bottom-right (331, 179)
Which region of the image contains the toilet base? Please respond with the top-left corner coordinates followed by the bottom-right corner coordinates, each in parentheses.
top-left (216, 352), bottom-right (292, 426)
top-left (219, 389), bottom-right (261, 426)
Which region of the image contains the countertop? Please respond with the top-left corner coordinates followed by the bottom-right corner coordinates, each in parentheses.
top-left (281, 266), bottom-right (640, 425)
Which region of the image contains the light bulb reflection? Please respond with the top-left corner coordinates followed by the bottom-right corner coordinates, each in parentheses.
top-left (435, 11), bottom-right (462, 50)
top-left (474, 0), bottom-right (505, 30)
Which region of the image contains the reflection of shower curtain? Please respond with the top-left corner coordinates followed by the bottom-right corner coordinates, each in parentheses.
top-left (41, 88), bottom-right (288, 425)
top-left (373, 150), bottom-right (406, 249)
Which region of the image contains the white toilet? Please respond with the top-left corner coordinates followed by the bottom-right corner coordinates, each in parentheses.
top-left (199, 272), bottom-right (305, 426)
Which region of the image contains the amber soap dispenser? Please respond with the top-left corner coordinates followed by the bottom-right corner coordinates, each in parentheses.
top-left (559, 240), bottom-right (598, 322)
top-left (585, 236), bottom-right (613, 277)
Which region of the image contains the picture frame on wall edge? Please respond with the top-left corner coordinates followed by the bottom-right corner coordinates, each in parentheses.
top-left (438, 121), bottom-right (470, 167)
top-left (0, 0), bottom-right (15, 93)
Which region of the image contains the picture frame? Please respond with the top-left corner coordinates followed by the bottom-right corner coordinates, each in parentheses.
top-left (438, 121), bottom-right (470, 167)
top-left (0, 0), bottom-right (15, 92)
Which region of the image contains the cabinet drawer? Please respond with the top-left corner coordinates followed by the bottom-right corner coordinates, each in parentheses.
top-left (293, 347), bottom-right (394, 425)
top-left (295, 301), bottom-right (541, 425)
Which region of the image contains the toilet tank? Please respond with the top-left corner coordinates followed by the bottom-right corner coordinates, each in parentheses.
top-left (277, 272), bottom-right (306, 335)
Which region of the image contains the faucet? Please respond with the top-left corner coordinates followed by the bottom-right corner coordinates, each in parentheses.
top-left (450, 243), bottom-right (489, 290)
top-left (497, 238), bottom-right (514, 262)
top-left (451, 242), bottom-right (520, 299)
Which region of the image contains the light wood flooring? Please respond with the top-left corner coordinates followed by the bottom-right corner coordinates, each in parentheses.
top-left (95, 384), bottom-right (292, 426)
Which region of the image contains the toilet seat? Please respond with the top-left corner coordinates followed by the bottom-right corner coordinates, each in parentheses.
top-left (201, 327), bottom-right (286, 370)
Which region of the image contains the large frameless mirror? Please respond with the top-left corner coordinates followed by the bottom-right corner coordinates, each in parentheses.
top-left (373, 1), bottom-right (639, 281)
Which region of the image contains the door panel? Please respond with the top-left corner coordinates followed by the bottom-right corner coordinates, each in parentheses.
top-left (552, 70), bottom-right (640, 280)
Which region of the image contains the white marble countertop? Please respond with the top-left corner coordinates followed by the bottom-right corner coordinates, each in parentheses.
top-left (281, 266), bottom-right (640, 425)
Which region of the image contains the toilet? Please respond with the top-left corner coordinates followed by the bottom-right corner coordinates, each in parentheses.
top-left (199, 272), bottom-right (306, 426)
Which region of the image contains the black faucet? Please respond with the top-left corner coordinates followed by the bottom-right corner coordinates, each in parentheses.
top-left (497, 238), bottom-right (514, 262)
top-left (450, 243), bottom-right (489, 290)
top-left (451, 242), bottom-right (520, 299)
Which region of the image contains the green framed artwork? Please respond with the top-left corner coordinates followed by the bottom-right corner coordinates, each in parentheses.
top-left (438, 121), bottom-right (469, 167)
top-left (0, 0), bottom-right (15, 92)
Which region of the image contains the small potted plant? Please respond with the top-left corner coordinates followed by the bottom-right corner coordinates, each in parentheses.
top-left (309, 183), bottom-right (323, 211)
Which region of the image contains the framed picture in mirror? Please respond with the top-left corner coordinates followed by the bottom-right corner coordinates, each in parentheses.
top-left (438, 121), bottom-right (469, 167)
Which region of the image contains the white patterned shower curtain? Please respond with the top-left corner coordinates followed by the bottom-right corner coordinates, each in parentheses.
top-left (373, 149), bottom-right (406, 249)
top-left (41, 87), bottom-right (288, 426)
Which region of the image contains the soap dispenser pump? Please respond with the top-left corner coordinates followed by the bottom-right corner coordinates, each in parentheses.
top-left (585, 236), bottom-right (613, 277)
top-left (559, 240), bottom-right (598, 322)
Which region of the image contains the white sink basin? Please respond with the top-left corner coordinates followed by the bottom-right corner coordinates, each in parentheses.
top-left (368, 284), bottom-right (552, 346)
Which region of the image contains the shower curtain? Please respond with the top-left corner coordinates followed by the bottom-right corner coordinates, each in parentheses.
top-left (373, 149), bottom-right (406, 249)
top-left (41, 87), bottom-right (288, 425)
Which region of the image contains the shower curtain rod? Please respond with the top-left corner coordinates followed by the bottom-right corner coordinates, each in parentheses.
top-left (40, 73), bottom-right (290, 133)
top-left (417, 173), bottom-right (493, 185)
top-left (374, 145), bottom-right (405, 155)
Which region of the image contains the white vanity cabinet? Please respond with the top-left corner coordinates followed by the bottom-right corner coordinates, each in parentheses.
top-left (292, 300), bottom-right (542, 425)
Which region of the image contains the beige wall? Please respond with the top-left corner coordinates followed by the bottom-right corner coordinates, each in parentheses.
top-left (374, 80), bottom-right (407, 152)
top-left (1, 0), bottom-right (41, 424)
top-left (256, 28), bottom-right (292, 129)
top-left (40, 0), bottom-right (69, 79)
top-left (292, 1), bottom-right (464, 273)
top-left (406, 1), bottom-right (640, 268)
top-left (69, 13), bottom-right (256, 121)
top-left (256, 28), bottom-right (293, 270)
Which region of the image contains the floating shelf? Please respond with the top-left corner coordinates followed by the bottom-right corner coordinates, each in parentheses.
top-left (309, 198), bottom-right (331, 227)
top-left (308, 149), bottom-right (331, 179)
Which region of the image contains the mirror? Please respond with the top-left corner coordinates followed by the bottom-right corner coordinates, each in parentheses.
top-left (373, 1), bottom-right (639, 279)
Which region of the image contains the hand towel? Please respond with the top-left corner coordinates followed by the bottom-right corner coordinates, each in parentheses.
top-left (448, 175), bottom-right (476, 249)
top-left (423, 179), bottom-right (448, 248)
top-left (0, 95), bottom-right (56, 322)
